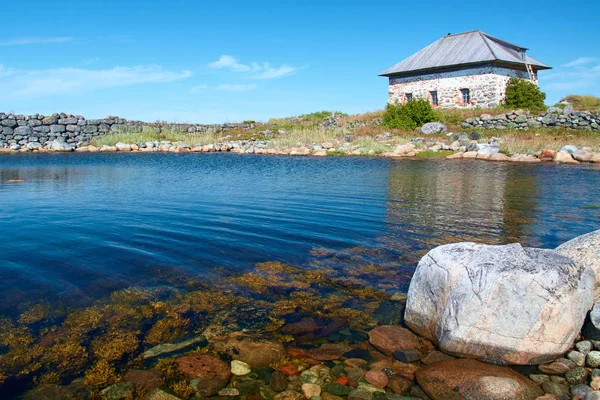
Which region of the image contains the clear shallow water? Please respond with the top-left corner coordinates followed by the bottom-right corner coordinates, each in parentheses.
top-left (1, 153), bottom-right (599, 316)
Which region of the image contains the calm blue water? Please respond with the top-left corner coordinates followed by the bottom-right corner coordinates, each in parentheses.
top-left (0, 153), bottom-right (599, 316)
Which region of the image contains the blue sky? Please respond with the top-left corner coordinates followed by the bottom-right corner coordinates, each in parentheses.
top-left (0, 0), bottom-right (598, 123)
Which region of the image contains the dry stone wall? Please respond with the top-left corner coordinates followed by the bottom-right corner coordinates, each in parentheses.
top-left (0, 112), bottom-right (253, 149)
top-left (461, 108), bottom-right (600, 131)
top-left (388, 66), bottom-right (531, 108)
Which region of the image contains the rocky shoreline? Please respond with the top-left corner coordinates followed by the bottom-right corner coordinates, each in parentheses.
top-left (1, 110), bottom-right (600, 165)
top-left (15, 230), bottom-right (600, 400)
top-left (1, 136), bottom-right (599, 166)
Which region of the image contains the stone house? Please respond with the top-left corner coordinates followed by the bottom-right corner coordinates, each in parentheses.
top-left (379, 30), bottom-right (551, 108)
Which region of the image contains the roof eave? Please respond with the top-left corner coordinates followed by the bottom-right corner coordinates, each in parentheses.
top-left (379, 60), bottom-right (552, 77)
top-left (379, 61), bottom-right (494, 77)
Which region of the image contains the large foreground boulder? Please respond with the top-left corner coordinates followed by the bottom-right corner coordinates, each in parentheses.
top-left (405, 242), bottom-right (594, 365)
top-left (416, 359), bottom-right (544, 400)
top-left (556, 230), bottom-right (600, 301)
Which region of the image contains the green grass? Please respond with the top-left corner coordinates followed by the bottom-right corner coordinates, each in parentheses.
top-left (416, 150), bottom-right (455, 158)
top-left (297, 110), bottom-right (348, 121)
top-left (559, 95), bottom-right (600, 109)
top-left (92, 128), bottom-right (221, 147)
top-left (266, 127), bottom-right (346, 149)
top-left (267, 110), bottom-right (348, 125)
top-left (350, 137), bottom-right (393, 154)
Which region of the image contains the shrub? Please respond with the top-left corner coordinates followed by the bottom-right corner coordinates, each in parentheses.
top-left (382, 99), bottom-right (436, 130)
top-left (504, 77), bottom-right (546, 110)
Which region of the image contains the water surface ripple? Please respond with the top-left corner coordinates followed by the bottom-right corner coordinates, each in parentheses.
top-left (0, 153), bottom-right (599, 314)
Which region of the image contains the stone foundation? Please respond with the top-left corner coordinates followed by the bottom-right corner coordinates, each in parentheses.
top-left (388, 66), bottom-right (532, 108)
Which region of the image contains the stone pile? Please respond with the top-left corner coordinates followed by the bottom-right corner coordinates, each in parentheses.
top-left (461, 108), bottom-right (600, 131)
top-left (0, 112), bottom-right (256, 149)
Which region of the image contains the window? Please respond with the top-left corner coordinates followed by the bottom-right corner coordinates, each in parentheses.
top-left (461, 89), bottom-right (470, 104)
top-left (430, 91), bottom-right (438, 106)
top-left (405, 93), bottom-right (413, 102)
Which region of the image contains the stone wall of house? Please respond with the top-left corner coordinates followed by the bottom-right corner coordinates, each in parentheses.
top-left (0, 112), bottom-right (256, 149)
top-left (388, 66), bottom-right (532, 108)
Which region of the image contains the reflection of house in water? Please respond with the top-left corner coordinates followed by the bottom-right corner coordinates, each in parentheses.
top-left (380, 160), bottom-right (539, 261)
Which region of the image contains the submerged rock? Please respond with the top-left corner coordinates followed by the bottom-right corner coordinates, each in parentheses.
top-left (405, 242), bottom-right (594, 365)
top-left (213, 336), bottom-right (286, 369)
top-left (143, 335), bottom-right (207, 361)
top-left (280, 317), bottom-right (346, 343)
top-left (144, 388), bottom-right (182, 400)
top-left (416, 359), bottom-right (544, 400)
top-left (176, 355), bottom-right (231, 381)
top-left (101, 381), bottom-right (135, 400)
top-left (367, 326), bottom-right (420, 356)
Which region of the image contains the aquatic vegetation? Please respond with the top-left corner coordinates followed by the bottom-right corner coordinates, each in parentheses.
top-left (154, 358), bottom-right (185, 383)
top-left (231, 273), bottom-right (273, 294)
top-left (170, 379), bottom-right (195, 399)
top-left (145, 315), bottom-right (190, 345)
top-left (36, 371), bottom-right (62, 385)
top-left (0, 246), bottom-right (410, 398)
top-left (18, 303), bottom-right (55, 325)
top-left (84, 360), bottom-right (118, 389)
top-left (43, 341), bottom-right (89, 377)
top-left (91, 330), bottom-right (140, 362)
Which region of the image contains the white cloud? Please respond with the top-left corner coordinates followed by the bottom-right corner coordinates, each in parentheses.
top-left (564, 57), bottom-right (599, 67)
top-left (0, 37), bottom-right (73, 46)
top-left (209, 55), bottom-right (252, 73)
top-left (190, 83), bottom-right (257, 93)
top-left (541, 61), bottom-right (600, 92)
top-left (251, 64), bottom-right (297, 79)
top-left (208, 55), bottom-right (298, 79)
top-left (0, 64), bottom-right (192, 98)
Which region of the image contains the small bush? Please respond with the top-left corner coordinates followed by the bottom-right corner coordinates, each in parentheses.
top-left (504, 78), bottom-right (546, 110)
top-left (382, 99), bottom-right (436, 130)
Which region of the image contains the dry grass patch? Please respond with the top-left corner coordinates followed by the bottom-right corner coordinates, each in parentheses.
top-left (92, 129), bottom-right (222, 147)
top-left (267, 127), bottom-right (347, 148)
top-left (497, 129), bottom-right (600, 155)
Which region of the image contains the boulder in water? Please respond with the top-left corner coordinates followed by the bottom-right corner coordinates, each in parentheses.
top-left (405, 242), bottom-right (594, 365)
top-left (557, 230), bottom-right (600, 301)
top-left (416, 359), bottom-right (544, 400)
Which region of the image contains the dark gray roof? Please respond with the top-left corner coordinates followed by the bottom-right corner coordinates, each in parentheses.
top-left (380, 30), bottom-right (551, 77)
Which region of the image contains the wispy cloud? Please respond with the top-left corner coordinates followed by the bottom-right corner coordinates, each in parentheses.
top-left (208, 55), bottom-right (298, 79)
top-left (0, 37), bottom-right (73, 46)
top-left (564, 57), bottom-right (599, 67)
top-left (541, 57), bottom-right (600, 91)
top-left (190, 83), bottom-right (257, 93)
top-left (0, 64), bottom-right (192, 98)
top-left (209, 55), bottom-right (252, 73)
